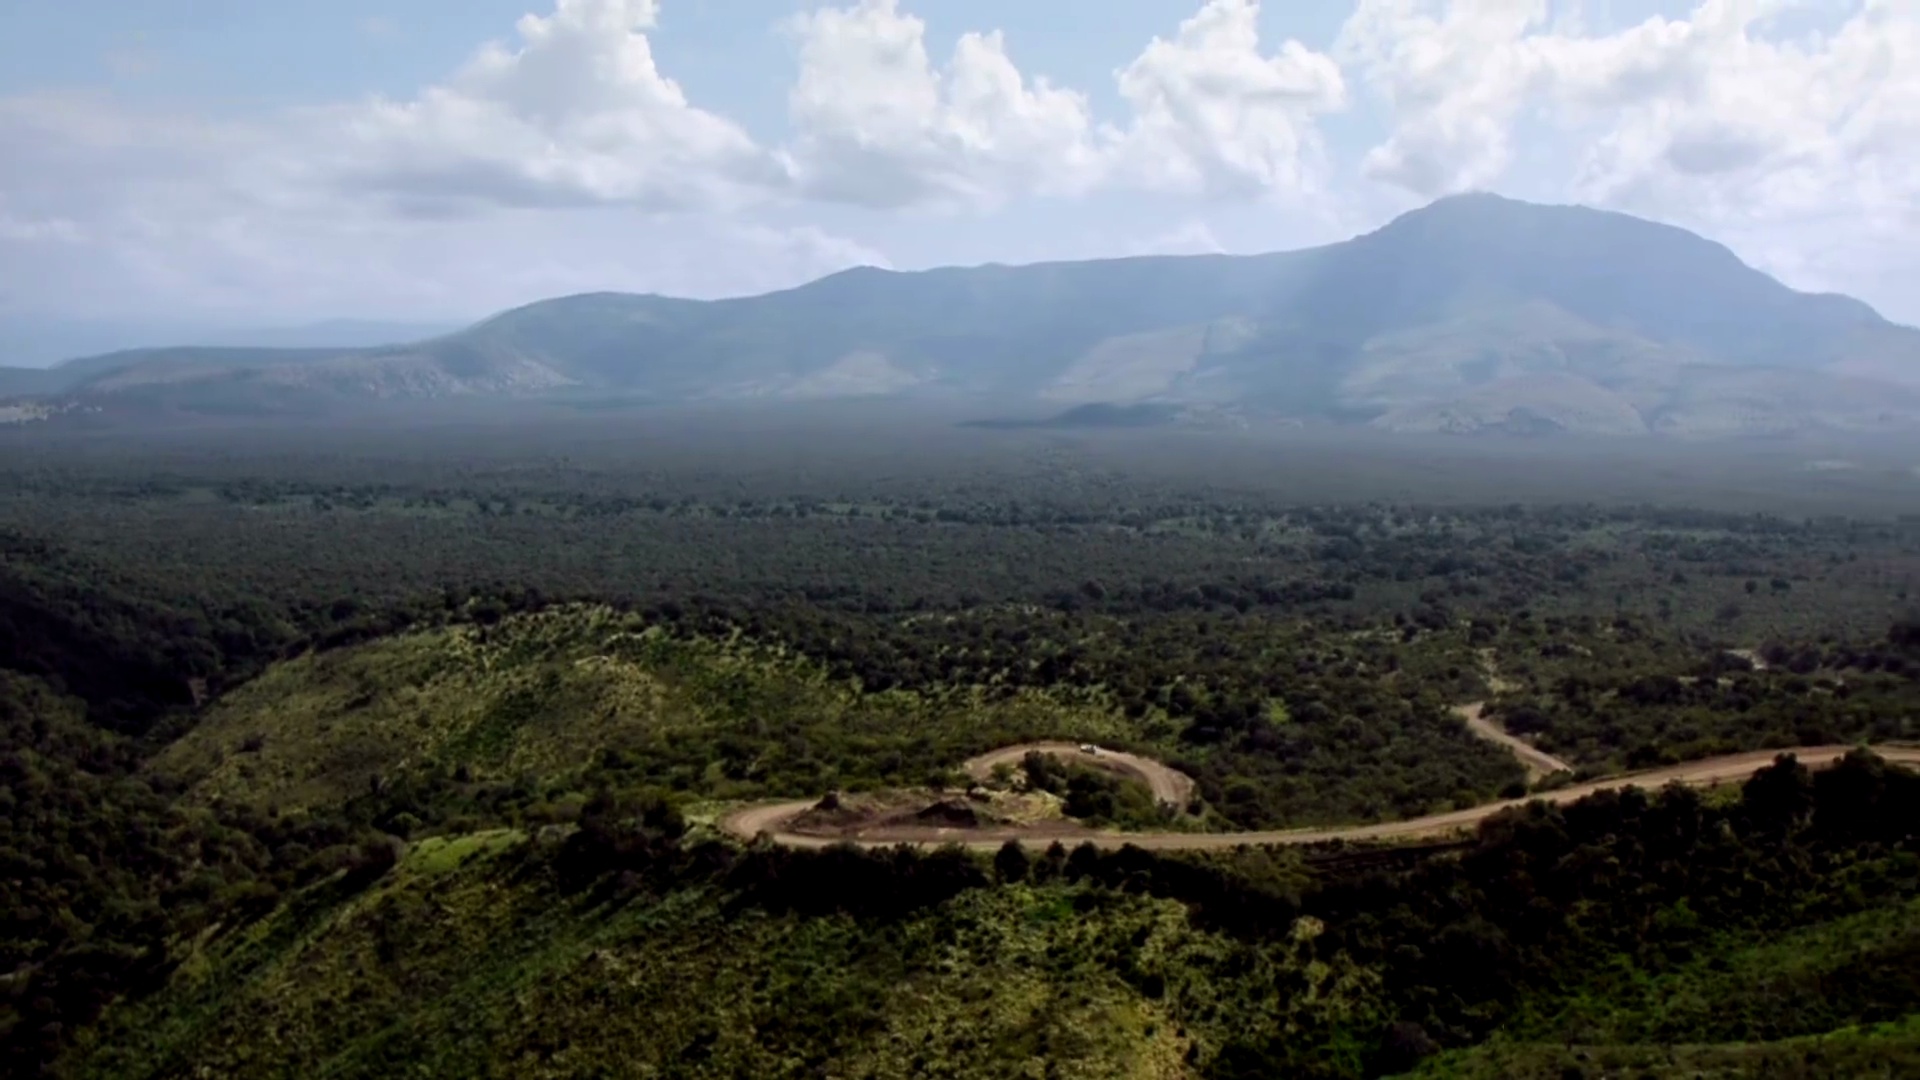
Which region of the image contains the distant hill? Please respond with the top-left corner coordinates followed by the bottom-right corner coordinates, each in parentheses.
top-left (0, 317), bottom-right (461, 370)
top-left (962, 402), bottom-right (1186, 430)
top-left (8, 194), bottom-right (1920, 438)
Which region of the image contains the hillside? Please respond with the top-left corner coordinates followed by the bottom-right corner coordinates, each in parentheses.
top-left (51, 608), bottom-right (1920, 1079)
top-left (9, 195), bottom-right (1920, 436)
top-left (9, 432), bottom-right (1920, 1077)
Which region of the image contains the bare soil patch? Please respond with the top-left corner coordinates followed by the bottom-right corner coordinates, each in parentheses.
top-left (778, 786), bottom-right (1085, 843)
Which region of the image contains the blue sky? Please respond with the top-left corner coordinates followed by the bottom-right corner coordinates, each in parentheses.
top-left (1, 0), bottom-right (1914, 337)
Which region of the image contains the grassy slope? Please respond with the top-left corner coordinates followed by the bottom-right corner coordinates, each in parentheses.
top-left (69, 834), bottom-right (1376, 1080)
top-left (1412, 897), bottom-right (1920, 1078)
top-left (152, 606), bottom-right (1152, 815)
top-left (70, 815), bottom-right (1920, 1080)
top-left (94, 606), bottom-right (1920, 1079)
top-left (1408, 1018), bottom-right (1920, 1079)
top-left (150, 604), bottom-right (1520, 832)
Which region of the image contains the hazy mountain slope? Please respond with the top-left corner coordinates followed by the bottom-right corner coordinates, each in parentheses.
top-left (14, 194), bottom-right (1920, 435)
top-left (0, 366), bottom-right (63, 396)
top-left (1301, 194), bottom-right (1890, 366)
top-left (1824, 321), bottom-right (1920, 385)
top-left (0, 316), bottom-right (461, 369)
top-left (73, 347), bottom-right (349, 388)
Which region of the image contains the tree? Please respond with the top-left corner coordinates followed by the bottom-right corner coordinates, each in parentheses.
top-left (994, 840), bottom-right (1030, 884)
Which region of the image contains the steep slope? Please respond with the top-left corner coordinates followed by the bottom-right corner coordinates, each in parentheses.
top-left (1307, 193), bottom-right (1898, 367)
top-left (14, 195), bottom-right (1920, 434)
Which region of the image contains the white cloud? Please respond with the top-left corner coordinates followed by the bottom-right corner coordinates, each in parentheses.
top-left (2, 0), bottom-right (1362, 248)
top-left (0, 92), bottom-right (878, 321)
top-left (334, 0), bottom-right (1353, 216)
top-left (6, 0), bottom-right (1920, 327)
top-left (1338, 1), bottom-right (1920, 218)
top-left (1336, 0), bottom-right (1920, 314)
top-left (781, 0), bottom-right (1347, 208)
top-left (1335, 0), bottom-right (1557, 195)
top-left (0, 191), bottom-right (890, 322)
top-left (1108, 0), bottom-right (1348, 199)
top-left (331, 0), bottom-right (782, 213)
top-left (780, 0), bottom-right (1103, 208)
top-left (0, 1), bottom-right (885, 321)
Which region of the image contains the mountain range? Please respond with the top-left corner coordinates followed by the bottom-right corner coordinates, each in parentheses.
top-left (6, 193), bottom-right (1919, 438)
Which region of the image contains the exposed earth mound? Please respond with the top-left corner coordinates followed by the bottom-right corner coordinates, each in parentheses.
top-left (910, 800), bottom-right (984, 827)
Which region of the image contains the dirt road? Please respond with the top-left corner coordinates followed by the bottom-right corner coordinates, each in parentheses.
top-left (960, 742), bottom-right (1197, 808)
top-left (1454, 702), bottom-right (1574, 781)
top-left (719, 743), bottom-right (1920, 853)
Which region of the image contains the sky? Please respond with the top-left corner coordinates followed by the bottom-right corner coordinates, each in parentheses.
top-left (3, 0), bottom-right (1918, 331)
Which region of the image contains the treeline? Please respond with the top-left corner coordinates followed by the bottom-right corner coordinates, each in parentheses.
top-left (0, 529), bottom-right (543, 738)
top-left (0, 670), bottom-right (408, 1071)
top-left (3, 438), bottom-right (1919, 1073)
top-left (1487, 616), bottom-right (1920, 768)
top-left (0, 537), bottom-right (536, 1072)
top-left (3, 514), bottom-right (1914, 1072)
top-left (6, 444), bottom-right (1915, 643)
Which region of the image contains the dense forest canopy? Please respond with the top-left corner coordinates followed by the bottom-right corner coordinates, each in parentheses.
top-left (4, 416), bottom-right (1920, 1078)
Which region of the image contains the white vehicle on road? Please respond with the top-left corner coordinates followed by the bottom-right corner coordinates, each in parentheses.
top-left (1077, 743), bottom-right (1099, 755)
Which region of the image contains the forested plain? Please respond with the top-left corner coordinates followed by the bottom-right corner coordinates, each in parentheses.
top-left (6, 410), bottom-right (1920, 1078)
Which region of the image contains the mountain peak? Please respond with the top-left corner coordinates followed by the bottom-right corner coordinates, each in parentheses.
top-left (1381, 191), bottom-right (1636, 234)
top-left (14, 196), bottom-right (1918, 438)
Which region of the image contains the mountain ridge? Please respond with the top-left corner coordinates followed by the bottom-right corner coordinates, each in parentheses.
top-left (6, 193), bottom-right (1918, 438)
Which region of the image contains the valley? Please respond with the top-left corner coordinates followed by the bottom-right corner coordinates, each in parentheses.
top-left (6, 419), bottom-right (1920, 1079)
top-left (8, 0), bottom-right (1920, 1066)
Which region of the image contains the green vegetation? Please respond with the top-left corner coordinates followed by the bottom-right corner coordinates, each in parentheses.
top-left (150, 605), bottom-right (1530, 833)
top-left (1412, 1019), bottom-right (1920, 1080)
top-left (156, 607), bottom-right (1147, 819)
top-left (4, 423), bottom-right (1920, 1077)
top-left (1014, 751), bottom-right (1172, 829)
top-left (63, 750), bottom-right (1920, 1080)
top-left (1503, 895), bottom-right (1920, 1048)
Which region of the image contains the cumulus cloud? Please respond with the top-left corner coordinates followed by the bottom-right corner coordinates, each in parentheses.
top-left (8, 0), bottom-right (1920, 326)
top-left (4, 0), bottom-right (1358, 249)
top-left (1335, 0), bottom-right (1920, 311)
top-left (0, 2), bottom-right (882, 320)
top-left (0, 189), bottom-right (891, 322)
top-left (1553, 2), bottom-right (1916, 227)
top-left (332, 0), bottom-right (781, 214)
top-left (330, 0), bottom-right (1353, 215)
top-left (0, 93), bottom-right (878, 321)
top-left (779, 0), bottom-right (1104, 208)
top-left (1337, 1), bottom-right (1920, 214)
top-left (780, 0), bottom-right (1346, 208)
top-left (2, 0), bottom-right (1352, 325)
top-left (3, 2), bottom-right (790, 232)
top-left (1109, 0), bottom-right (1348, 199)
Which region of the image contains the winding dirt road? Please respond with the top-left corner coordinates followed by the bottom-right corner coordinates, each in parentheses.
top-left (1454, 702), bottom-right (1575, 781)
top-left (719, 743), bottom-right (1920, 853)
top-left (960, 742), bottom-right (1196, 808)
